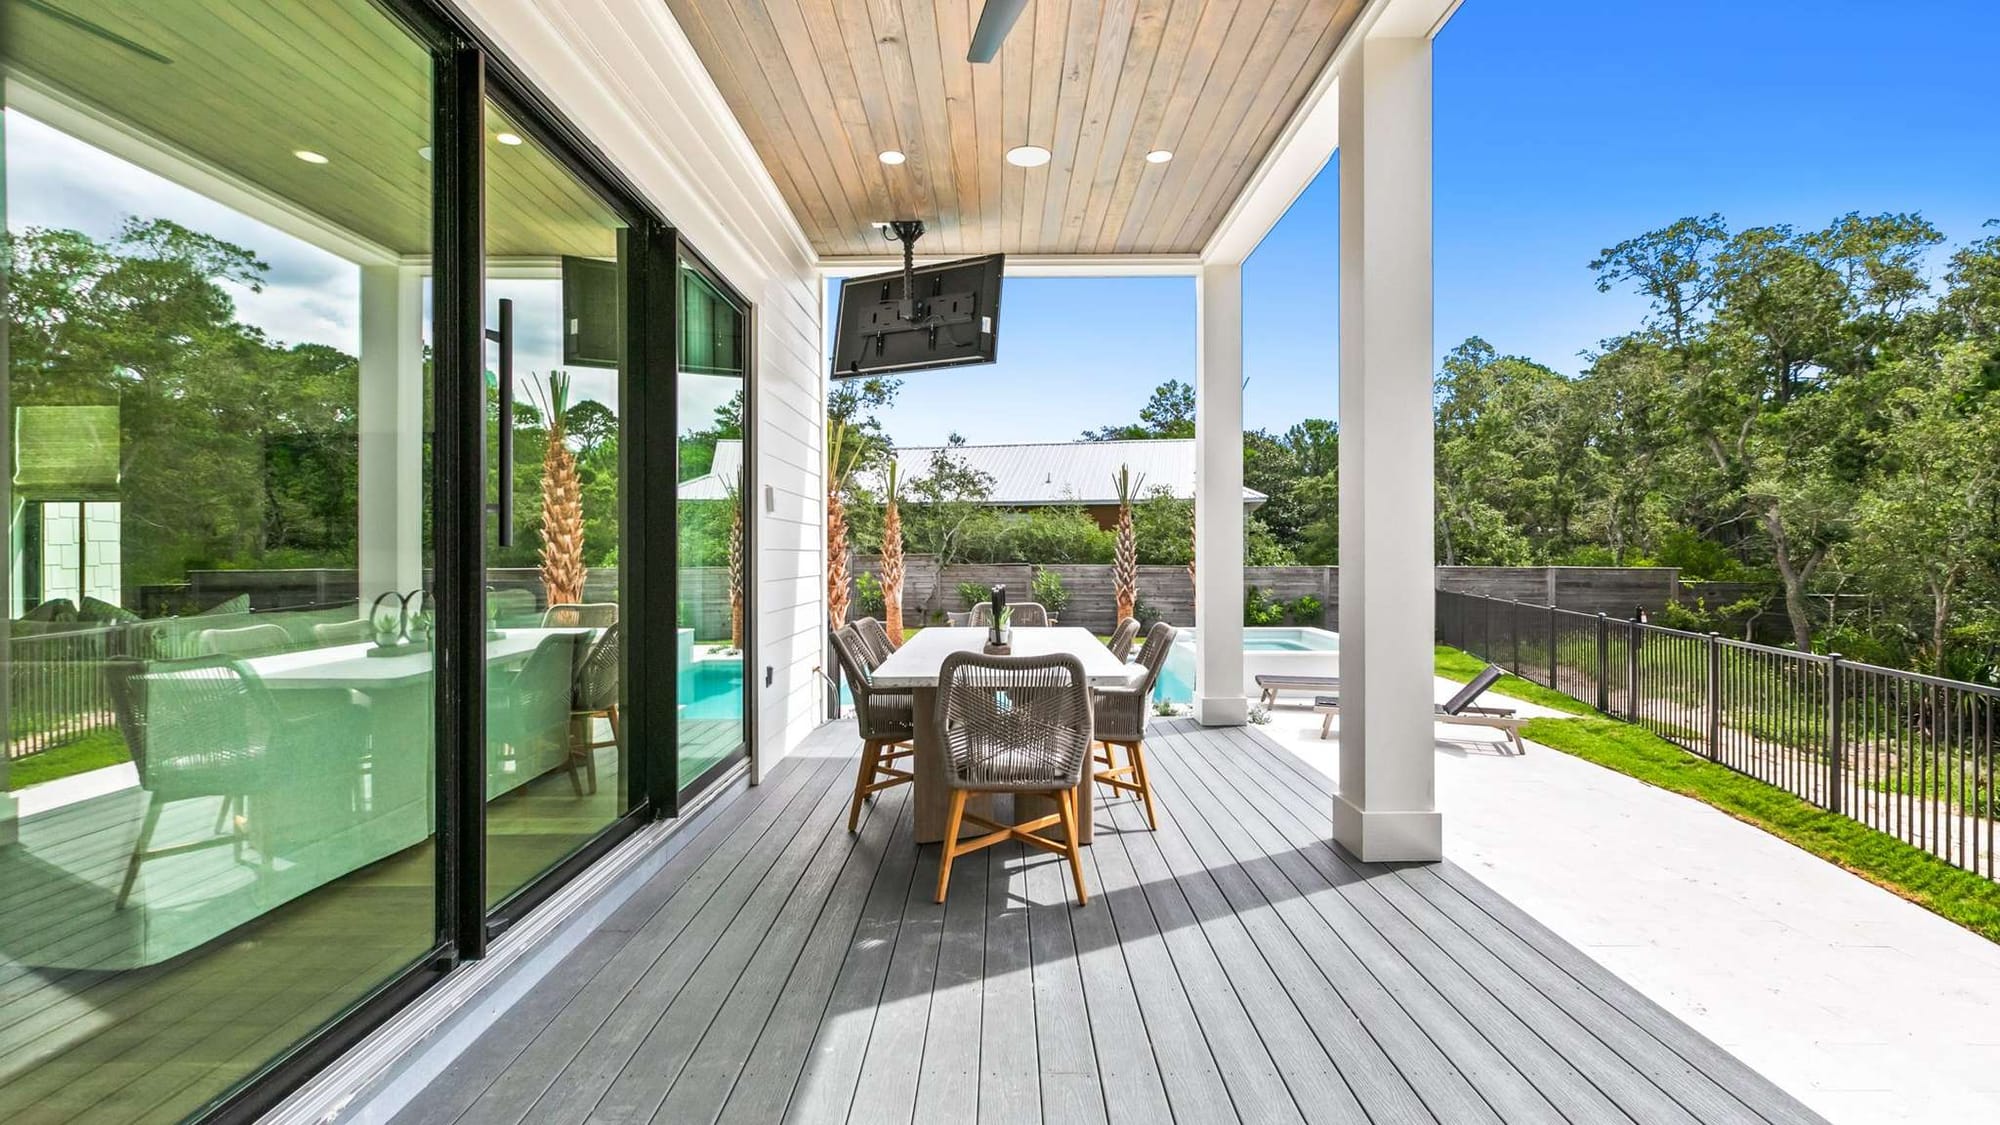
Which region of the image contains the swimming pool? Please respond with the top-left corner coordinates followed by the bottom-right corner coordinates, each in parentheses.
top-left (1154, 626), bottom-right (1341, 705)
top-left (681, 660), bottom-right (745, 720)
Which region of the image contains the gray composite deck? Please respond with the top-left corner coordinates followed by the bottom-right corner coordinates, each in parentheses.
top-left (393, 717), bottom-right (1827, 1125)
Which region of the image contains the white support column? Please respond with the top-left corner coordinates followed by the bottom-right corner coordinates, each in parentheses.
top-left (1333, 31), bottom-right (1442, 861)
top-left (358, 265), bottom-right (426, 607)
top-left (1194, 262), bottom-right (1246, 726)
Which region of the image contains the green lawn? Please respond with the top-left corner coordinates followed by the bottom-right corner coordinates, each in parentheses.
top-left (5, 728), bottom-right (132, 791)
top-left (1432, 644), bottom-right (2000, 944)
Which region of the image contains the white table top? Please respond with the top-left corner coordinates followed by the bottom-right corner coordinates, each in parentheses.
top-left (869, 626), bottom-right (1134, 689)
top-left (241, 627), bottom-right (593, 690)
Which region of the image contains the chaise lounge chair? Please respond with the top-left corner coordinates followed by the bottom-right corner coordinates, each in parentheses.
top-left (1255, 673), bottom-right (1342, 704)
top-left (1312, 663), bottom-right (1525, 754)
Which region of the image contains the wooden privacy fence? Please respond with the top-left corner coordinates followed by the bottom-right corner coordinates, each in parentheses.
top-left (1439, 590), bottom-right (1999, 881)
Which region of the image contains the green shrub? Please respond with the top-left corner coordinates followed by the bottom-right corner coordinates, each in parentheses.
top-left (855, 571), bottom-right (885, 616)
top-left (1031, 568), bottom-right (1069, 616)
top-left (1287, 594), bottom-right (1323, 624)
top-left (1244, 585), bottom-right (1284, 626)
top-left (1134, 593), bottom-right (1164, 628)
top-left (957, 581), bottom-right (993, 609)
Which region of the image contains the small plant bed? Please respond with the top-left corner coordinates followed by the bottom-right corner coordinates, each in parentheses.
top-left (1433, 645), bottom-right (1599, 716)
top-left (5, 728), bottom-right (132, 791)
top-left (1523, 716), bottom-right (2000, 944)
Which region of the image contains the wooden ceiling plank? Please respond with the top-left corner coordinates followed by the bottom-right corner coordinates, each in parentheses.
top-left (898, 0), bottom-right (966, 255)
top-left (717, 0), bottom-right (880, 255)
top-left (1034, 0), bottom-right (1102, 253)
top-left (1071, 0), bottom-right (1172, 252)
top-left (834, 0), bottom-right (930, 222)
top-left (767, 0), bottom-right (897, 241)
top-left (967, 0), bottom-right (1007, 253)
top-left (1126, 0), bottom-right (1298, 252)
top-left (874, 0), bottom-right (957, 255)
top-left (665, 0), bottom-right (848, 253)
top-left (1055, 0), bottom-right (1143, 253)
top-left (994, 0), bottom-right (1035, 253)
top-left (931, 0), bottom-right (981, 256)
top-left (1108, 0), bottom-right (1242, 252)
top-left (1178, 2), bottom-right (1353, 252)
top-left (1083, 0), bottom-right (1203, 253)
top-left (1016, 0), bottom-right (1070, 254)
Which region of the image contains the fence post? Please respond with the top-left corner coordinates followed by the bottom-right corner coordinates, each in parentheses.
top-left (1626, 619), bottom-right (1640, 721)
top-left (1826, 653), bottom-right (1844, 814)
top-left (1706, 632), bottom-right (1723, 760)
top-left (1511, 600), bottom-right (1522, 674)
top-left (1547, 602), bottom-right (1558, 689)
top-left (1595, 613), bottom-right (1609, 714)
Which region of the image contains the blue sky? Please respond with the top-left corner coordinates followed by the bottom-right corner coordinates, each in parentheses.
top-left (869, 0), bottom-right (2000, 445)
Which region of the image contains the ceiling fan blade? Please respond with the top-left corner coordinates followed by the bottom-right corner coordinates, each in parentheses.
top-left (16, 0), bottom-right (174, 65)
top-left (966, 0), bottom-right (1029, 64)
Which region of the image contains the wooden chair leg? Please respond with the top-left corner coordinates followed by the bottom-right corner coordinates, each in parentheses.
top-left (935, 789), bottom-right (969, 902)
top-left (118, 798), bottom-right (163, 909)
top-left (1056, 789), bottom-right (1088, 905)
top-left (848, 741), bottom-right (881, 833)
top-left (566, 715), bottom-right (590, 796)
top-left (1129, 741), bottom-right (1158, 830)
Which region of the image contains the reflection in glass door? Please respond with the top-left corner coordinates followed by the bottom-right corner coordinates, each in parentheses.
top-left (480, 103), bottom-right (633, 908)
top-left (676, 260), bottom-right (749, 792)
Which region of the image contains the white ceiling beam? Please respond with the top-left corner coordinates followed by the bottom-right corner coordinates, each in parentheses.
top-left (815, 254), bottom-right (1203, 278)
top-left (1198, 0), bottom-right (1465, 267)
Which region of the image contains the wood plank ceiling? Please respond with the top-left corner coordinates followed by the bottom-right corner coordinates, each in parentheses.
top-left (7, 0), bottom-right (620, 261)
top-left (662, 0), bottom-right (1364, 257)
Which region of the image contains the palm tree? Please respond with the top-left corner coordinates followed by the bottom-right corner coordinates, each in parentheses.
top-left (826, 416), bottom-right (871, 629)
top-left (880, 460), bottom-right (906, 644)
top-left (529, 372), bottom-right (585, 606)
top-left (1112, 464), bottom-right (1144, 623)
top-left (724, 469), bottom-right (745, 650)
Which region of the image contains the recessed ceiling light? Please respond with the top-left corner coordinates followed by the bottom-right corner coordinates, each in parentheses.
top-left (495, 132), bottom-right (524, 146)
top-left (1145, 149), bottom-right (1173, 164)
top-left (418, 145), bottom-right (433, 161)
top-left (878, 149), bottom-right (906, 166)
top-left (293, 149), bottom-right (329, 164)
top-left (1005, 144), bottom-right (1051, 168)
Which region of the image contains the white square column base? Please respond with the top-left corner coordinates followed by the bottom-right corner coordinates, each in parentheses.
top-left (1194, 695), bottom-right (1247, 727)
top-left (1332, 793), bottom-right (1442, 862)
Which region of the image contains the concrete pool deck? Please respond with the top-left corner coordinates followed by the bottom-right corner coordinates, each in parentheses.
top-left (1251, 680), bottom-right (2000, 1125)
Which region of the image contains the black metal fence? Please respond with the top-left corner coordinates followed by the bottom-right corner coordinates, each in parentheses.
top-left (1439, 590), bottom-right (1999, 880)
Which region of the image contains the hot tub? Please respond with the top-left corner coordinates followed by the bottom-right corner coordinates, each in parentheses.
top-left (1153, 626), bottom-right (1340, 705)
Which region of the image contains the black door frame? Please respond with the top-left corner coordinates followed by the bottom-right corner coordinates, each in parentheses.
top-left (191, 0), bottom-right (759, 1118)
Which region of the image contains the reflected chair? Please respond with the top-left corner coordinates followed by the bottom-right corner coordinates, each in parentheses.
top-left (197, 623), bottom-right (290, 658)
top-left (104, 657), bottom-right (281, 908)
top-left (935, 651), bottom-right (1093, 904)
top-left (1106, 617), bottom-right (1141, 663)
top-left (487, 633), bottom-right (581, 796)
top-left (542, 602), bottom-right (618, 629)
top-left (313, 618), bottom-right (374, 646)
top-left (1089, 622), bottom-right (1177, 831)
top-left (968, 601), bottom-right (1049, 628)
top-left (829, 624), bottom-right (913, 832)
top-left (567, 624), bottom-right (621, 796)
top-left (854, 616), bottom-right (897, 663)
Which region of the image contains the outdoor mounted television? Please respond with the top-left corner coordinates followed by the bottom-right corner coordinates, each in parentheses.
top-left (830, 253), bottom-right (1004, 377)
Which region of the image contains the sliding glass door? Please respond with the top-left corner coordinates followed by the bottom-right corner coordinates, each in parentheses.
top-left (675, 257), bottom-right (751, 794)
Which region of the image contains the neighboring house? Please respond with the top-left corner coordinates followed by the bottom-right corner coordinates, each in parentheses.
top-left (687, 438), bottom-right (1266, 527)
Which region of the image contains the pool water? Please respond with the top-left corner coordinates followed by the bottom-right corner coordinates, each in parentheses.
top-left (1154, 626), bottom-right (1340, 705)
top-left (1244, 638), bottom-right (1315, 652)
top-left (682, 660), bottom-right (745, 720)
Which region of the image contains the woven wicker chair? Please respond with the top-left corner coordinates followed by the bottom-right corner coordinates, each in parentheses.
top-left (487, 633), bottom-right (580, 797)
top-left (567, 624), bottom-right (621, 795)
top-left (855, 615), bottom-right (898, 658)
top-left (542, 602), bottom-right (618, 629)
top-left (1090, 622), bottom-right (1177, 830)
top-left (1106, 617), bottom-right (1142, 663)
top-left (197, 623), bottom-right (291, 659)
top-left (104, 657), bottom-right (283, 908)
top-left (967, 601), bottom-right (1049, 628)
top-left (829, 624), bottom-right (915, 832)
top-left (936, 651), bottom-right (1094, 904)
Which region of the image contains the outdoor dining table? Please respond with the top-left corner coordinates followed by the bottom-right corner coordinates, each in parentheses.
top-left (868, 626), bottom-right (1137, 844)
